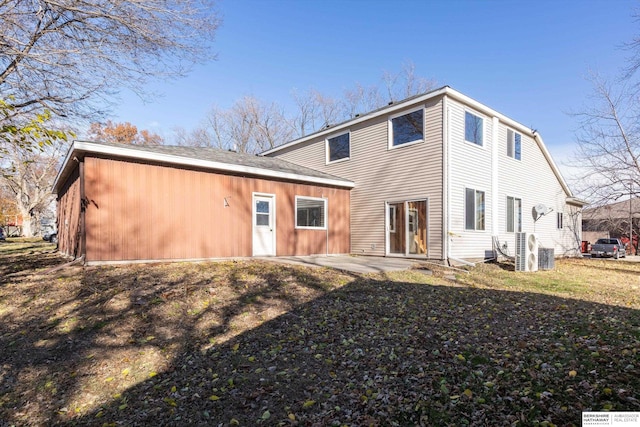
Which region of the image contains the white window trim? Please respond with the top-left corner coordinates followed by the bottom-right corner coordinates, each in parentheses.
top-left (464, 109), bottom-right (485, 148)
top-left (295, 196), bottom-right (327, 230)
top-left (464, 187), bottom-right (487, 232)
top-left (506, 128), bottom-right (522, 161)
top-left (506, 195), bottom-right (523, 233)
top-left (325, 130), bottom-right (351, 165)
top-left (388, 106), bottom-right (425, 150)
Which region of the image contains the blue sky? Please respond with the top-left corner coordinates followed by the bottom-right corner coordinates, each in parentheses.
top-left (109, 0), bottom-right (638, 173)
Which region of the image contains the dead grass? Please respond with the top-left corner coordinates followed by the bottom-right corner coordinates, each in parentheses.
top-left (0, 242), bottom-right (638, 426)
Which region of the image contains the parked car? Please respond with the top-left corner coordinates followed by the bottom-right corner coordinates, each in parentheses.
top-left (0, 228), bottom-right (5, 241)
top-left (590, 238), bottom-right (627, 259)
top-left (43, 231), bottom-right (58, 243)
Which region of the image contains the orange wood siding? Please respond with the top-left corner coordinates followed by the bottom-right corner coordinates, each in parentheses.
top-left (56, 167), bottom-right (81, 258)
top-left (83, 156), bottom-right (350, 262)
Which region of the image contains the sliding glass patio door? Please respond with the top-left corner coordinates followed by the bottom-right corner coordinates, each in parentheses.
top-left (387, 199), bottom-right (428, 257)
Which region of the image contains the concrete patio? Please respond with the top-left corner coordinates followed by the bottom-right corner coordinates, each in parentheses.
top-left (257, 254), bottom-right (424, 274)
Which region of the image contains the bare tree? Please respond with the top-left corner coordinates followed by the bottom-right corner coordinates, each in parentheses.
top-left (571, 73), bottom-right (640, 204)
top-left (289, 89), bottom-right (341, 137)
top-left (183, 96), bottom-right (291, 154)
top-left (0, 0), bottom-right (220, 136)
top-left (182, 63), bottom-right (436, 150)
top-left (341, 82), bottom-right (384, 119)
top-left (0, 142), bottom-right (68, 236)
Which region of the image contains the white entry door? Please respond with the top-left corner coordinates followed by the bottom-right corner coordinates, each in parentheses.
top-left (253, 194), bottom-right (276, 256)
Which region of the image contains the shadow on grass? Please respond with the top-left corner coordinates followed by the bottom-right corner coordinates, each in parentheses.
top-left (0, 256), bottom-right (356, 426)
top-left (1, 253), bottom-right (639, 426)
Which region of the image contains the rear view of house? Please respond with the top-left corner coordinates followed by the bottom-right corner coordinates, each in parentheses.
top-left (263, 86), bottom-right (585, 262)
top-left (54, 86), bottom-right (583, 265)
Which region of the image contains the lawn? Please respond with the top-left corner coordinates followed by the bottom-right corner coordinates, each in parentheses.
top-left (0, 240), bottom-right (638, 426)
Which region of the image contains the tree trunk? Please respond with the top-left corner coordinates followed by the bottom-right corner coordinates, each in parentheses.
top-left (18, 205), bottom-right (33, 237)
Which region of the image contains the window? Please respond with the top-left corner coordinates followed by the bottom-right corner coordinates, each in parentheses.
top-left (388, 205), bottom-right (396, 233)
top-left (507, 129), bottom-right (522, 160)
top-left (390, 109), bottom-right (424, 147)
top-left (465, 111), bottom-right (483, 146)
top-left (465, 188), bottom-right (485, 231)
top-left (295, 197), bottom-right (326, 229)
top-left (255, 200), bottom-right (270, 226)
top-left (506, 196), bottom-right (522, 232)
top-left (327, 132), bottom-right (350, 163)
top-left (557, 212), bottom-right (564, 229)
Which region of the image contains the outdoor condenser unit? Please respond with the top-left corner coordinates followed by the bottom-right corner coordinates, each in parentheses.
top-left (538, 248), bottom-right (555, 270)
top-left (515, 232), bottom-right (538, 272)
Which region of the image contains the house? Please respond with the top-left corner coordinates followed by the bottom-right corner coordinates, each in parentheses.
top-left (53, 141), bottom-right (352, 264)
top-left (263, 86), bottom-right (585, 262)
top-left (54, 86), bottom-right (584, 265)
top-left (582, 198), bottom-right (639, 254)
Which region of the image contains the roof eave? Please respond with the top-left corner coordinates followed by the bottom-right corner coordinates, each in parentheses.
top-left (53, 141), bottom-right (355, 194)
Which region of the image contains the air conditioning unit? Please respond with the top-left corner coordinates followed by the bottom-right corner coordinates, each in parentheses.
top-left (538, 248), bottom-right (555, 270)
top-left (515, 232), bottom-right (538, 272)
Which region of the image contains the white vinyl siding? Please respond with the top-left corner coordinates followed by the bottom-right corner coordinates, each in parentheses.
top-left (448, 99), bottom-right (493, 258)
top-left (269, 91), bottom-right (581, 261)
top-left (496, 124), bottom-right (579, 256)
top-left (271, 98), bottom-right (444, 259)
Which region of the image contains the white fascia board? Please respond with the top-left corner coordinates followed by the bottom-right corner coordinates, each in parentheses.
top-left (261, 86), bottom-right (450, 155)
top-left (53, 141), bottom-right (354, 192)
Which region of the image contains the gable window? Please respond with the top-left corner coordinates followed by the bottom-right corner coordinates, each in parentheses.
top-left (465, 188), bottom-right (485, 231)
top-left (506, 196), bottom-right (522, 233)
top-left (390, 108), bottom-right (424, 147)
top-left (557, 212), bottom-right (564, 229)
top-left (296, 196), bottom-right (326, 229)
top-left (507, 129), bottom-right (522, 160)
top-left (327, 132), bottom-right (350, 163)
top-left (465, 111), bottom-right (483, 146)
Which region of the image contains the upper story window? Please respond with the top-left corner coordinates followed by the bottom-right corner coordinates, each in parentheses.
top-left (389, 108), bottom-right (424, 148)
top-left (557, 212), bottom-right (564, 229)
top-left (507, 129), bottom-right (522, 160)
top-left (465, 188), bottom-right (485, 231)
top-left (295, 196), bottom-right (326, 229)
top-left (464, 111), bottom-right (483, 146)
top-left (506, 196), bottom-right (522, 233)
top-left (326, 132), bottom-right (350, 163)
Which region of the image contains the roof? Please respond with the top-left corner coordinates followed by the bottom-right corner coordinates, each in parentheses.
top-left (53, 140), bottom-right (355, 193)
top-left (261, 85), bottom-right (581, 202)
top-left (583, 197), bottom-right (640, 220)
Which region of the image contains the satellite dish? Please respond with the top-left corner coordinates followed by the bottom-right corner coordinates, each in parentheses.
top-left (535, 204), bottom-right (547, 215)
top-left (533, 204), bottom-right (548, 220)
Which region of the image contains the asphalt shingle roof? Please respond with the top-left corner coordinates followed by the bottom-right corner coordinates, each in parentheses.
top-left (80, 140), bottom-right (351, 184)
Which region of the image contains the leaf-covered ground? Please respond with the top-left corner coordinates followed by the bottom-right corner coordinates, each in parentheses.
top-left (0, 240), bottom-right (638, 426)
